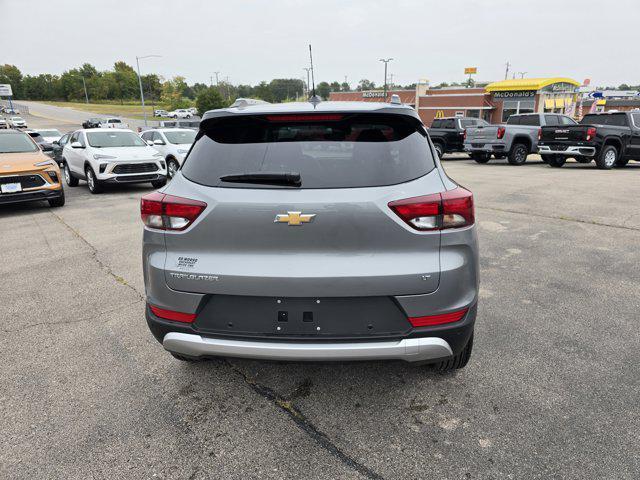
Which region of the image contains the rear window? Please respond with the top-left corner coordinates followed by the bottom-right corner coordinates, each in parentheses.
top-left (580, 113), bottom-right (627, 126)
top-left (182, 113), bottom-right (435, 189)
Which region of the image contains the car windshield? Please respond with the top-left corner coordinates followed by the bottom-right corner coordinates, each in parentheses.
top-left (183, 113), bottom-right (435, 189)
top-left (0, 133), bottom-right (39, 153)
top-left (38, 130), bottom-right (62, 137)
top-left (12, 117), bottom-right (23, 121)
top-left (86, 131), bottom-right (146, 148)
top-left (164, 130), bottom-right (196, 144)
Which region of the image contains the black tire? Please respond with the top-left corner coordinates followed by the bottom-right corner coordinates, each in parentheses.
top-left (596, 144), bottom-right (618, 170)
top-left (508, 143), bottom-right (529, 165)
top-left (151, 177), bottom-right (167, 189)
top-left (471, 152), bottom-right (491, 164)
top-left (170, 352), bottom-right (201, 362)
top-left (48, 189), bottom-right (65, 207)
top-left (575, 157), bottom-right (592, 164)
top-left (615, 158), bottom-right (629, 168)
top-left (63, 162), bottom-right (79, 187)
top-left (546, 154), bottom-right (566, 168)
top-left (85, 166), bottom-right (103, 194)
top-left (167, 158), bottom-right (180, 179)
top-left (433, 142), bottom-right (444, 158)
top-left (431, 333), bottom-right (473, 372)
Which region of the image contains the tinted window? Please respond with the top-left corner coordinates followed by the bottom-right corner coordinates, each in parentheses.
top-left (560, 116), bottom-right (577, 125)
top-left (581, 114), bottom-right (608, 125)
top-left (141, 131), bottom-right (152, 141)
top-left (164, 130), bottom-right (196, 144)
top-left (431, 120), bottom-right (442, 128)
top-left (506, 115), bottom-right (520, 125)
top-left (59, 134), bottom-right (69, 146)
top-left (0, 133), bottom-right (38, 153)
top-left (545, 115), bottom-right (560, 126)
top-left (632, 113), bottom-right (640, 127)
top-left (86, 131), bottom-right (146, 147)
top-left (608, 114), bottom-right (628, 127)
top-left (441, 119), bottom-right (455, 129)
top-left (519, 115), bottom-right (540, 126)
top-left (107, 119), bottom-right (122, 124)
top-left (182, 114), bottom-right (435, 189)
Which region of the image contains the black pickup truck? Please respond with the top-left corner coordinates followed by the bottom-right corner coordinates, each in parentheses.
top-left (538, 111), bottom-right (640, 169)
top-left (428, 117), bottom-right (489, 157)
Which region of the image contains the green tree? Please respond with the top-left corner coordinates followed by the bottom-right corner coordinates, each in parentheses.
top-left (195, 87), bottom-right (226, 115)
top-left (357, 79), bottom-right (376, 91)
top-left (341, 82), bottom-right (351, 92)
top-left (269, 79), bottom-right (304, 102)
top-left (316, 81), bottom-right (331, 99)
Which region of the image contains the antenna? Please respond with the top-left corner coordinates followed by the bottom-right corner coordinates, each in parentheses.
top-left (308, 44), bottom-right (316, 99)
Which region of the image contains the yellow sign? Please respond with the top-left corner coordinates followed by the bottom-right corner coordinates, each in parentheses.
top-left (274, 211), bottom-right (316, 226)
top-left (464, 67), bottom-right (477, 75)
top-left (435, 110), bottom-right (445, 118)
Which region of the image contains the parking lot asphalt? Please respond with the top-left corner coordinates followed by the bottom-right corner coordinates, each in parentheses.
top-left (1, 113), bottom-right (639, 479)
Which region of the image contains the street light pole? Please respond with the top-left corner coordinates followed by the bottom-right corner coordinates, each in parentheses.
top-left (379, 58), bottom-right (393, 100)
top-left (136, 54), bottom-right (161, 127)
top-left (303, 68), bottom-right (311, 98)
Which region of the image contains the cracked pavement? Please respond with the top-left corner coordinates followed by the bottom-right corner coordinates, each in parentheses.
top-left (1, 114), bottom-right (639, 479)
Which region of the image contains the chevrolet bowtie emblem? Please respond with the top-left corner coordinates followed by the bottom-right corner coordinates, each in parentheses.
top-left (274, 211), bottom-right (316, 226)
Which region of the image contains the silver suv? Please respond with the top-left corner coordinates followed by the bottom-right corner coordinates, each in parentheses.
top-left (141, 101), bottom-right (479, 371)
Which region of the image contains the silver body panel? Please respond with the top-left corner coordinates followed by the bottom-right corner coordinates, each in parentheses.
top-left (163, 332), bottom-right (453, 362)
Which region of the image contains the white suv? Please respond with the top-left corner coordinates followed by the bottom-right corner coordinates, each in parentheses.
top-left (140, 128), bottom-right (196, 178)
top-left (168, 109), bottom-right (192, 119)
top-left (62, 129), bottom-right (167, 193)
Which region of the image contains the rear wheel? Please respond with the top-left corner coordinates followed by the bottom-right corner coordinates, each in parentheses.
top-left (471, 152), bottom-right (491, 164)
top-left (167, 158), bottom-right (180, 179)
top-left (433, 142), bottom-right (444, 158)
top-left (508, 143), bottom-right (529, 165)
top-left (63, 162), bottom-right (78, 187)
top-left (545, 154), bottom-right (566, 168)
top-left (85, 166), bottom-right (103, 194)
top-left (151, 178), bottom-right (167, 189)
top-left (431, 333), bottom-right (473, 372)
top-left (596, 145), bottom-right (618, 170)
top-left (48, 189), bottom-right (65, 207)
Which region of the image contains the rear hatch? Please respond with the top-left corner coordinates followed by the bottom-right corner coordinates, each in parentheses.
top-left (540, 125), bottom-right (591, 144)
top-left (464, 125), bottom-right (500, 145)
top-left (161, 111), bottom-right (444, 298)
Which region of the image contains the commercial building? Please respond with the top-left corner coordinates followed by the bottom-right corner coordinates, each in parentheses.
top-left (329, 77), bottom-right (581, 126)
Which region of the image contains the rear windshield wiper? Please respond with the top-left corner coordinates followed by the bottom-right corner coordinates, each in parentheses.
top-left (219, 172), bottom-right (302, 187)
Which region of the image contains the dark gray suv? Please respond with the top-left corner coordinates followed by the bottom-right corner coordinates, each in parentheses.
top-left (141, 100), bottom-right (479, 371)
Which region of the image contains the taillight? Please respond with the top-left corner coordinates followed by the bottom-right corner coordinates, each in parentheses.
top-left (388, 186), bottom-right (474, 231)
top-left (408, 307), bottom-right (469, 327)
top-left (497, 127), bottom-right (506, 139)
top-left (586, 127), bottom-right (596, 141)
top-left (140, 192), bottom-right (207, 231)
top-left (537, 128), bottom-right (542, 141)
top-left (149, 304), bottom-right (197, 323)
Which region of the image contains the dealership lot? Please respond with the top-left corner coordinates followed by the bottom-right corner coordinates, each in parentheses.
top-left (1, 113), bottom-right (639, 479)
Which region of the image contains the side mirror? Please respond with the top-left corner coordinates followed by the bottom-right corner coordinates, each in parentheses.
top-left (70, 141), bottom-right (84, 149)
top-left (153, 139), bottom-right (166, 145)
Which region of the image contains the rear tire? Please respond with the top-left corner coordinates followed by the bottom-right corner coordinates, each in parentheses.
top-left (431, 334), bottom-right (473, 372)
top-left (546, 154), bottom-right (566, 168)
top-left (85, 166), bottom-right (103, 194)
top-left (596, 145), bottom-right (618, 170)
top-left (167, 158), bottom-right (180, 179)
top-left (151, 178), bottom-right (167, 189)
top-left (63, 162), bottom-right (79, 187)
top-left (433, 142), bottom-right (444, 158)
top-left (471, 152), bottom-right (491, 164)
top-left (48, 189), bottom-right (65, 207)
top-left (508, 143), bottom-right (529, 165)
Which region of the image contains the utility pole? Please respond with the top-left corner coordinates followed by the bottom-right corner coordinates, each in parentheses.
top-left (210, 76), bottom-right (213, 87)
top-left (517, 71), bottom-right (527, 79)
top-left (504, 61), bottom-right (511, 80)
top-left (136, 54), bottom-right (161, 127)
top-left (214, 71), bottom-right (220, 85)
top-left (303, 67), bottom-right (311, 97)
top-left (389, 73), bottom-right (394, 89)
top-left (81, 76), bottom-right (89, 103)
top-left (379, 58), bottom-right (393, 100)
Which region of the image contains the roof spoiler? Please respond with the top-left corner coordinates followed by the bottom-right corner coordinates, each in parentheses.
top-left (229, 98), bottom-right (270, 109)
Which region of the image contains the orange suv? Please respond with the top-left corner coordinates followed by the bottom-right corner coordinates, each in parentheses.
top-left (0, 130), bottom-right (65, 207)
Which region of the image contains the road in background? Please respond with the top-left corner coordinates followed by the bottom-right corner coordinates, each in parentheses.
top-left (1, 111), bottom-right (639, 479)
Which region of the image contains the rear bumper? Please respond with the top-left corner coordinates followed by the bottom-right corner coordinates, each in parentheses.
top-left (538, 145), bottom-right (596, 157)
top-left (163, 332), bottom-right (453, 362)
top-left (464, 143), bottom-right (506, 153)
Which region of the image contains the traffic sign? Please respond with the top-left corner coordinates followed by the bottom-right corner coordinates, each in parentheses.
top-left (0, 84), bottom-right (13, 97)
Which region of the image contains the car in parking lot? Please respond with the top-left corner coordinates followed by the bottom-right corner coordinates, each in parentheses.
top-left (142, 101), bottom-right (478, 370)
top-left (154, 109), bottom-right (170, 117)
top-left (51, 132), bottom-right (71, 165)
top-left (82, 117), bottom-right (102, 129)
top-left (464, 113), bottom-right (576, 164)
top-left (62, 129), bottom-right (167, 193)
top-left (36, 129), bottom-right (63, 143)
top-left (538, 111), bottom-right (640, 169)
top-left (428, 117), bottom-right (489, 157)
top-left (99, 117), bottom-right (129, 129)
top-left (159, 119), bottom-right (200, 130)
top-left (26, 130), bottom-right (54, 154)
top-left (0, 130), bottom-right (65, 207)
top-left (140, 128), bottom-right (196, 178)
top-left (8, 116), bottom-right (27, 128)
top-left (168, 109), bottom-right (192, 119)
top-left (0, 118), bottom-right (8, 129)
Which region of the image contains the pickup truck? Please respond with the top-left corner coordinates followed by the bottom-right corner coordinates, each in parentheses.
top-left (99, 117), bottom-right (129, 129)
top-left (538, 111), bottom-right (640, 169)
top-left (464, 113), bottom-right (577, 165)
top-left (428, 117), bottom-right (489, 157)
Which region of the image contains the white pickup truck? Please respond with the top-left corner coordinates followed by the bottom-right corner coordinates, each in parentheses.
top-left (99, 117), bottom-right (130, 129)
